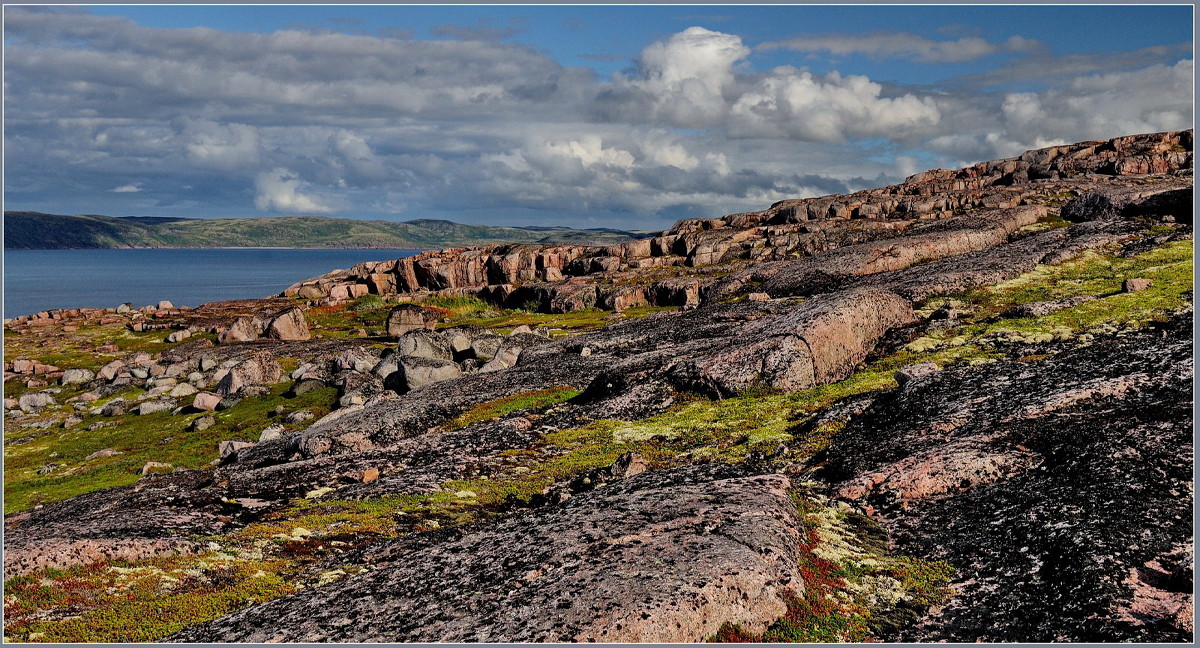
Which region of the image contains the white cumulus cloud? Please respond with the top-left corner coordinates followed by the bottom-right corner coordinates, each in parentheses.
top-left (253, 168), bottom-right (335, 214)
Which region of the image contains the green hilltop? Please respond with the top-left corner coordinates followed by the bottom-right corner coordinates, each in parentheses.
top-left (3, 212), bottom-right (647, 249)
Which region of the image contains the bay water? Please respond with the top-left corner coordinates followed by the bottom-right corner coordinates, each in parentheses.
top-left (3, 248), bottom-right (421, 318)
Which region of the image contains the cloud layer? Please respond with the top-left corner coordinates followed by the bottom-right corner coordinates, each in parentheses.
top-left (3, 8), bottom-right (1192, 228)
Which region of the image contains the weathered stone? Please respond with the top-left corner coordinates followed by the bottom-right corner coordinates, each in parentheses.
top-left (386, 304), bottom-right (440, 338)
top-left (396, 329), bottom-right (452, 361)
top-left (189, 414), bottom-right (216, 431)
top-left (258, 424), bottom-right (286, 443)
top-left (1124, 277), bottom-right (1153, 292)
top-left (18, 392), bottom-right (55, 412)
top-left (265, 307), bottom-right (311, 341)
top-left (214, 352), bottom-right (283, 397)
top-left (169, 383), bottom-right (199, 398)
top-left (895, 362), bottom-right (940, 387)
top-left (84, 448), bottom-right (122, 460)
top-left (60, 368), bottom-right (95, 386)
top-left (386, 357), bottom-right (463, 393)
top-left (135, 400), bottom-right (175, 416)
top-left (166, 466), bottom-right (806, 643)
top-left (218, 440), bottom-right (256, 462)
top-left (218, 317), bottom-right (258, 344)
top-left (192, 392), bottom-right (222, 412)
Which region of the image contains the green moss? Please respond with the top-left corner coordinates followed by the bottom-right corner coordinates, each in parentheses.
top-left (3, 383), bottom-right (340, 514)
top-left (443, 386), bottom-right (581, 431)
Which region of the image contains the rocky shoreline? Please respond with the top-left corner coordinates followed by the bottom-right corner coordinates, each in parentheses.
top-left (3, 130), bottom-right (1193, 643)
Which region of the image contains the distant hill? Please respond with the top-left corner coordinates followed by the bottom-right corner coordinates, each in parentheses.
top-left (2, 212), bottom-right (649, 249)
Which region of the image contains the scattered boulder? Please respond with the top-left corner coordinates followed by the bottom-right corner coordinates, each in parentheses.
top-left (157, 300), bottom-right (175, 310)
top-left (60, 368), bottom-right (95, 386)
top-left (396, 330), bottom-right (452, 361)
top-left (169, 383), bottom-right (199, 398)
top-left (258, 424), bottom-right (286, 443)
top-left (84, 449), bottom-right (122, 460)
top-left (192, 392), bottom-right (222, 412)
top-left (189, 415), bottom-right (216, 431)
top-left (166, 330), bottom-right (192, 343)
top-left (214, 353), bottom-right (282, 398)
top-left (290, 377), bottom-right (330, 398)
top-left (386, 304), bottom-right (440, 338)
top-left (469, 335), bottom-right (504, 363)
top-left (100, 399), bottom-right (128, 417)
top-left (135, 400), bottom-right (175, 416)
top-left (218, 317), bottom-right (258, 344)
top-left (386, 357), bottom-right (463, 393)
top-left (284, 410), bottom-right (315, 424)
top-left (265, 307), bottom-right (311, 341)
top-left (18, 392), bottom-right (55, 412)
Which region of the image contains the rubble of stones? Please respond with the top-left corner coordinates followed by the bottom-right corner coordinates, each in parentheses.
top-left (3, 130), bottom-right (1194, 643)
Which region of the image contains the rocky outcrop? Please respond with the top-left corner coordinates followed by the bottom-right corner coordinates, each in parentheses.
top-left (284, 130), bottom-right (1191, 312)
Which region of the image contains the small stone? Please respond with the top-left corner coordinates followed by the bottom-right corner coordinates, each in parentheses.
top-left (85, 448), bottom-right (123, 460)
top-left (1123, 277), bottom-right (1152, 292)
top-left (189, 415), bottom-right (216, 431)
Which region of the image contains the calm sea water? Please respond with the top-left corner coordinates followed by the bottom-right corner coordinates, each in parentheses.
top-left (3, 248), bottom-right (421, 317)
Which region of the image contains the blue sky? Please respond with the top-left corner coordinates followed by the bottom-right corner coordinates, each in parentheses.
top-left (5, 4), bottom-right (1193, 229)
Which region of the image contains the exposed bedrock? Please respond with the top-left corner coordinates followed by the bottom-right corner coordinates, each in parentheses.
top-left (814, 314), bottom-right (1194, 642)
top-left (166, 465), bottom-right (807, 643)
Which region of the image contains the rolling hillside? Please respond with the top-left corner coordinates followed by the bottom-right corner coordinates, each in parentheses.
top-left (3, 212), bottom-right (646, 249)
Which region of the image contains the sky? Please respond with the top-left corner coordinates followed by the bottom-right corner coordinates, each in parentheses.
top-left (3, 4), bottom-right (1193, 230)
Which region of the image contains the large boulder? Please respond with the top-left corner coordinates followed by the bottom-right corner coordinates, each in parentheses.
top-left (386, 304), bottom-right (440, 338)
top-left (214, 352), bottom-right (283, 397)
top-left (671, 288), bottom-right (916, 396)
top-left (264, 307), bottom-right (310, 341)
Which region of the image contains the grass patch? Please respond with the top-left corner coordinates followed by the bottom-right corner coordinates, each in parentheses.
top-left (443, 386), bottom-right (581, 431)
